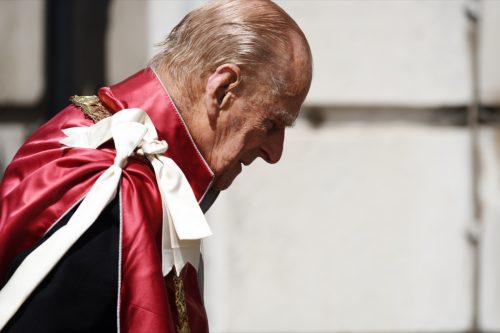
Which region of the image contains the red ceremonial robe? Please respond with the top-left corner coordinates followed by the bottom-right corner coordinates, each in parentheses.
top-left (0, 68), bottom-right (215, 332)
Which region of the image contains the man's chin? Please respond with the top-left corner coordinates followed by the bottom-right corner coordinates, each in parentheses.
top-left (213, 169), bottom-right (241, 191)
top-left (213, 176), bottom-right (236, 191)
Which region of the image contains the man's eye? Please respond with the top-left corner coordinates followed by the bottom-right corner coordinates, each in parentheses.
top-left (264, 120), bottom-right (276, 133)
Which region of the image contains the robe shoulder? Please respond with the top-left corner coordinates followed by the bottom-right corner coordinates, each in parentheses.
top-left (0, 105), bottom-right (161, 283)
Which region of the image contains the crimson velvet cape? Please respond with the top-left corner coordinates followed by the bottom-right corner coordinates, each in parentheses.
top-left (0, 68), bottom-right (216, 332)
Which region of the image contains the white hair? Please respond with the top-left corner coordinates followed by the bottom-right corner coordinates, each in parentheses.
top-left (150, 0), bottom-right (311, 101)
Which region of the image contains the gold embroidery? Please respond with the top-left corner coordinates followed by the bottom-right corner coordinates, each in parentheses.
top-left (173, 275), bottom-right (191, 333)
top-left (69, 95), bottom-right (112, 123)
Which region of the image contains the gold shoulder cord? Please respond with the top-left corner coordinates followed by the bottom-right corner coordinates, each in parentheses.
top-left (173, 275), bottom-right (191, 333)
top-left (69, 95), bottom-right (112, 123)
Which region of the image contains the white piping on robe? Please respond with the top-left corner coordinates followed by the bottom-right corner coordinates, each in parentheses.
top-left (0, 108), bottom-right (212, 330)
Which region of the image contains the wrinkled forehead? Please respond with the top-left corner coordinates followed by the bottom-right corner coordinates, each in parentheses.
top-left (248, 31), bottom-right (311, 127)
top-left (286, 31), bottom-right (313, 97)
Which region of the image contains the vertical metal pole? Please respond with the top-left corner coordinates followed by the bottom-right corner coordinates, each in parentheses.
top-left (465, 0), bottom-right (482, 332)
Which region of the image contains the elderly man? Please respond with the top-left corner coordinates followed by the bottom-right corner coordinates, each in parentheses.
top-left (0, 0), bottom-right (312, 332)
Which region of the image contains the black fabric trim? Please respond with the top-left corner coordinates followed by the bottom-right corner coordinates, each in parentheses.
top-left (197, 188), bottom-right (219, 300)
top-left (2, 197), bottom-right (120, 333)
top-left (199, 188), bottom-right (219, 214)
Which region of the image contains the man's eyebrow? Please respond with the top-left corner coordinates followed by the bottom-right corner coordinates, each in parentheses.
top-left (274, 109), bottom-right (297, 128)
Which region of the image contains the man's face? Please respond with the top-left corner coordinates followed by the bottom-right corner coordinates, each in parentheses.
top-left (198, 32), bottom-right (311, 191)
top-left (210, 92), bottom-right (304, 190)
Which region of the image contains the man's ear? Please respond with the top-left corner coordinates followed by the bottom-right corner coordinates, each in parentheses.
top-left (204, 64), bottom-right (242, 127)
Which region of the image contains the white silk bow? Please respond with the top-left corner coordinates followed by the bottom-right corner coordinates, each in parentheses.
top-left (0, 108), bottom-right (211, 330)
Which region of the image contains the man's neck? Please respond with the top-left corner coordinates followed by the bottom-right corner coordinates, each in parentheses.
top-left (154, 68), bottom-right (213, 174)
top-left (156, 70), bottom-right (190, 118)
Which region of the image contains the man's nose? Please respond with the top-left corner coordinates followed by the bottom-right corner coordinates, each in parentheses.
top-left (260, 129), bottom-right (285, 164)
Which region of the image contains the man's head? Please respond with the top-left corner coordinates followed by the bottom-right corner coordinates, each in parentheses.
top-left (151, 0), bottom-right (312, 190)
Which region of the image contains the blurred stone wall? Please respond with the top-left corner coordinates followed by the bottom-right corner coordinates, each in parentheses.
top-left (0, 0), bottom-right (45, 177)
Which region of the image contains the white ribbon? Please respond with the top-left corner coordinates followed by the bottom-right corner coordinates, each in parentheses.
top-left (0, 108), bottom-right (211, 330)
